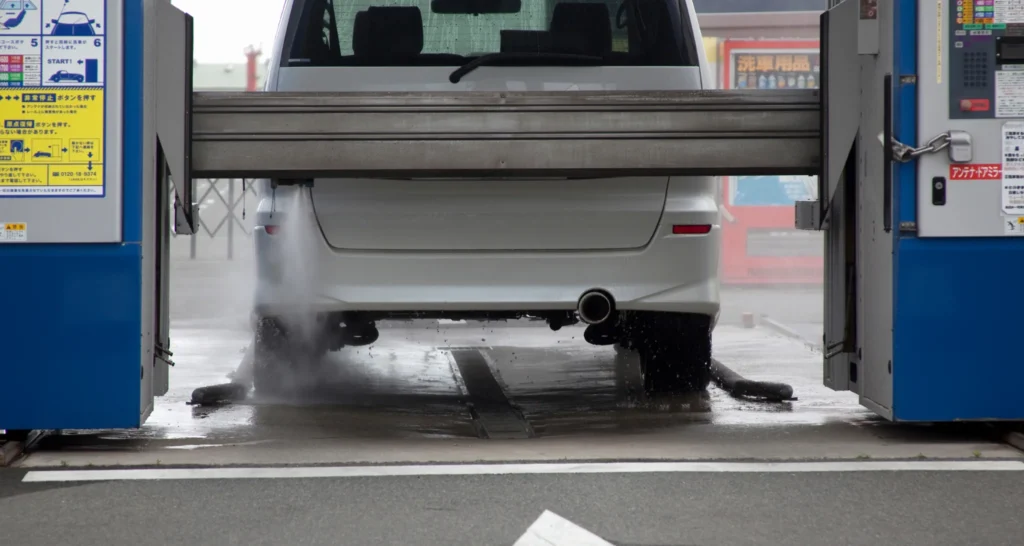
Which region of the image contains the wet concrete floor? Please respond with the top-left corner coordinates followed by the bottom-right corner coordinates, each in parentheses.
top-left (16, 319), bottom-right (1020, 468)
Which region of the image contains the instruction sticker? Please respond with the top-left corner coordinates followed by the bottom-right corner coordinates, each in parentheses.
top-left (1002, 122), bottom-right (1024, 214)
top-left (0, 221), bottom-right (26, 241)
top-left (0, 0), bottom-right (105, 197)
top-left (995, 0), bottom-right (1024, 24)
top-left (996, 70), bottom-right (1024, 118)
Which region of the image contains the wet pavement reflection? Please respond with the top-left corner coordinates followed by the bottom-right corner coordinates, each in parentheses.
top-left (50, 322), bottom-right (869, 448)
top-left (28, 319), bottom-right (1022, 468)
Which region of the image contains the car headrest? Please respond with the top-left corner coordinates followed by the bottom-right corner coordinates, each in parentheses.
top-left (352, 11), bottom-right (369, 56)
top-left (352, 6), bottom-right (424, 59)
top-left (550, 3), bottom-right (612, 56)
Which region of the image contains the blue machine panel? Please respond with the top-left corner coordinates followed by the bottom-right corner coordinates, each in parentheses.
top-left (0, 245), bottom-right (142, 429)
top-left (891, 0), bottom-right (1024, 421)
top-left (0, 0), bottom-right (145, 430)
top-left (894, 238), bottom-right (1024, 421)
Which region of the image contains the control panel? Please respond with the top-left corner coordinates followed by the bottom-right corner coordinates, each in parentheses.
top-left (916, 0), bottom-right (1024, 237)
top-left (949, 0), bottom-right (1024, 120)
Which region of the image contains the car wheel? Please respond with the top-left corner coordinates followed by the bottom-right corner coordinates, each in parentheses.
top-left (252, 317), bottom-right (289, 397)
top-left (252, 316), bottom-right (328, 397)
top-left (632, 313), bottom-right (713, 395)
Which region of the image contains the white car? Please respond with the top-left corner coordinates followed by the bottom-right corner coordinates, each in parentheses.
top-left (252, 0), bottom-right (721, 396)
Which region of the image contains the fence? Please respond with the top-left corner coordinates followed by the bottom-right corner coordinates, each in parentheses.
top-left (170, 179), bottom-right (258, 261)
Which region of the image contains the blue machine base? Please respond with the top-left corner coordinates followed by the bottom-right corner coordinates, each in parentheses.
top-left (0, 244), bottom-right (144, 430)
top-left (894, 237), bottom-right (1024, 421)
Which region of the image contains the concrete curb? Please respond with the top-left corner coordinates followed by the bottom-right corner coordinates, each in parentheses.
top-left (0, 441), bottom-right (24, 467)
top-left (757, 314), bottom-right (823, 353)
top-left (1004, 432), bottom-right (1024, 453)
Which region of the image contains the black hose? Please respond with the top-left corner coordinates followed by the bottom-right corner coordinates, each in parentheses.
top-left (711, 359), bottom-right (794, 402)
top-left (190, 383), bottom-right (248, 406)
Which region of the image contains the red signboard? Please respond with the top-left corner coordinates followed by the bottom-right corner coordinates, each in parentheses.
top-left (721, 40), bottom-right (823, 286)
top-left (725, 41), bottom-right (821, 90)
top-left (949, 164), bottom-right (1002, 180)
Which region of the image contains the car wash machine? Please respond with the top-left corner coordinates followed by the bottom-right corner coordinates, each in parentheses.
top-left (1, 0), bottom-right (1022, 431)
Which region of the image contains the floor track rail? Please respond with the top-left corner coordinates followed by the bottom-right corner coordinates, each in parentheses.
top-left (190, 90), bottom-right (821, 179)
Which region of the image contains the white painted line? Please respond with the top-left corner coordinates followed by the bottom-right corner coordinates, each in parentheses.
top-left (21, 460), bottom-right (1024, 482)
top-left (513, 510), bottom-right (613, 546)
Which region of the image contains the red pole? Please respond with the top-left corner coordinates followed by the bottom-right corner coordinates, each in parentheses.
top-left (244, 45), bottom-right (262, 92)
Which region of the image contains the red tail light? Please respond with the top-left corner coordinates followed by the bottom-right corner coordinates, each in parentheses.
top-left (264, 225), bottom-right (280, 235)
top-left (672, 224), bottom-right (712, 235)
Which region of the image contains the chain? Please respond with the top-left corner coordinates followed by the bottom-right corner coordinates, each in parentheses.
top-left (891, 131), bottom-right (951, 163)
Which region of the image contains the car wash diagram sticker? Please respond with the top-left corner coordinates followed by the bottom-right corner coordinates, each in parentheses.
top-left (0, 0), bottom-right (104, 196)
top-left (42, 0), bottom-right (104, 86)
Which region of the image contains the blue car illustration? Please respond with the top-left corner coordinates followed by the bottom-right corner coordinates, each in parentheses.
top-left (49, 70), bottom-right (84, 83)
top-left (50, 11), bottom-right (97, 36)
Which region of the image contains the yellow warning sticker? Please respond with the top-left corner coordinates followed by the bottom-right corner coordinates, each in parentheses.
top-left (0, 88), bottom-right (103, 197)
top-left (0, 221), bottom-right (27, 242)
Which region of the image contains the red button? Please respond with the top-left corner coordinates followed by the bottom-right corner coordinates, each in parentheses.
top-left (960, 99), bottom-right (990, 112)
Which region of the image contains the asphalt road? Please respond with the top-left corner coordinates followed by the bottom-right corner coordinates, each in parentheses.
top-left (3, 469), bottom-right (1024, 545)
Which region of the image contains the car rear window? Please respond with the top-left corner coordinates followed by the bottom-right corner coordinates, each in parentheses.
top-left (286, 0), bottom-right (699, 67)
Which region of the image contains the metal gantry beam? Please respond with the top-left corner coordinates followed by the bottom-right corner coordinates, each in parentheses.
top-left (190, 90), bottom-right (821, 179)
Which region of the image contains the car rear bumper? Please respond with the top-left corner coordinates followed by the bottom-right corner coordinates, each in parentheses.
top-left (252, 222), bottom-right (721, 319)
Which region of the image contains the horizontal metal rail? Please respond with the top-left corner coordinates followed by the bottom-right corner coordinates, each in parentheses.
top-left (190, 90), bottom-right (821, 179)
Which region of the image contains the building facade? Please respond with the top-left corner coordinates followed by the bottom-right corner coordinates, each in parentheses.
top-left (192, 59), bottom-right (269, 91)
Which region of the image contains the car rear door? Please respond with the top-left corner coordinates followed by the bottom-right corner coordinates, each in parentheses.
top-left (276, 0), bottom-right (703, 251)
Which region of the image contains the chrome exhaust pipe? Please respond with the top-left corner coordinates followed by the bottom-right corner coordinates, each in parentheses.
top-left (577, 290), bottom-right (614, 325)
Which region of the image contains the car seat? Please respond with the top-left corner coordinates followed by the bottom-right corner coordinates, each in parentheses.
top-left (352, 6), bottom-right (424, 64)
top-left (549, 3), bottom-right (613, 57)
top-left (352, 11), bottom-right (368, 55)
top-left (614, 0), bottom-right (691, 66)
